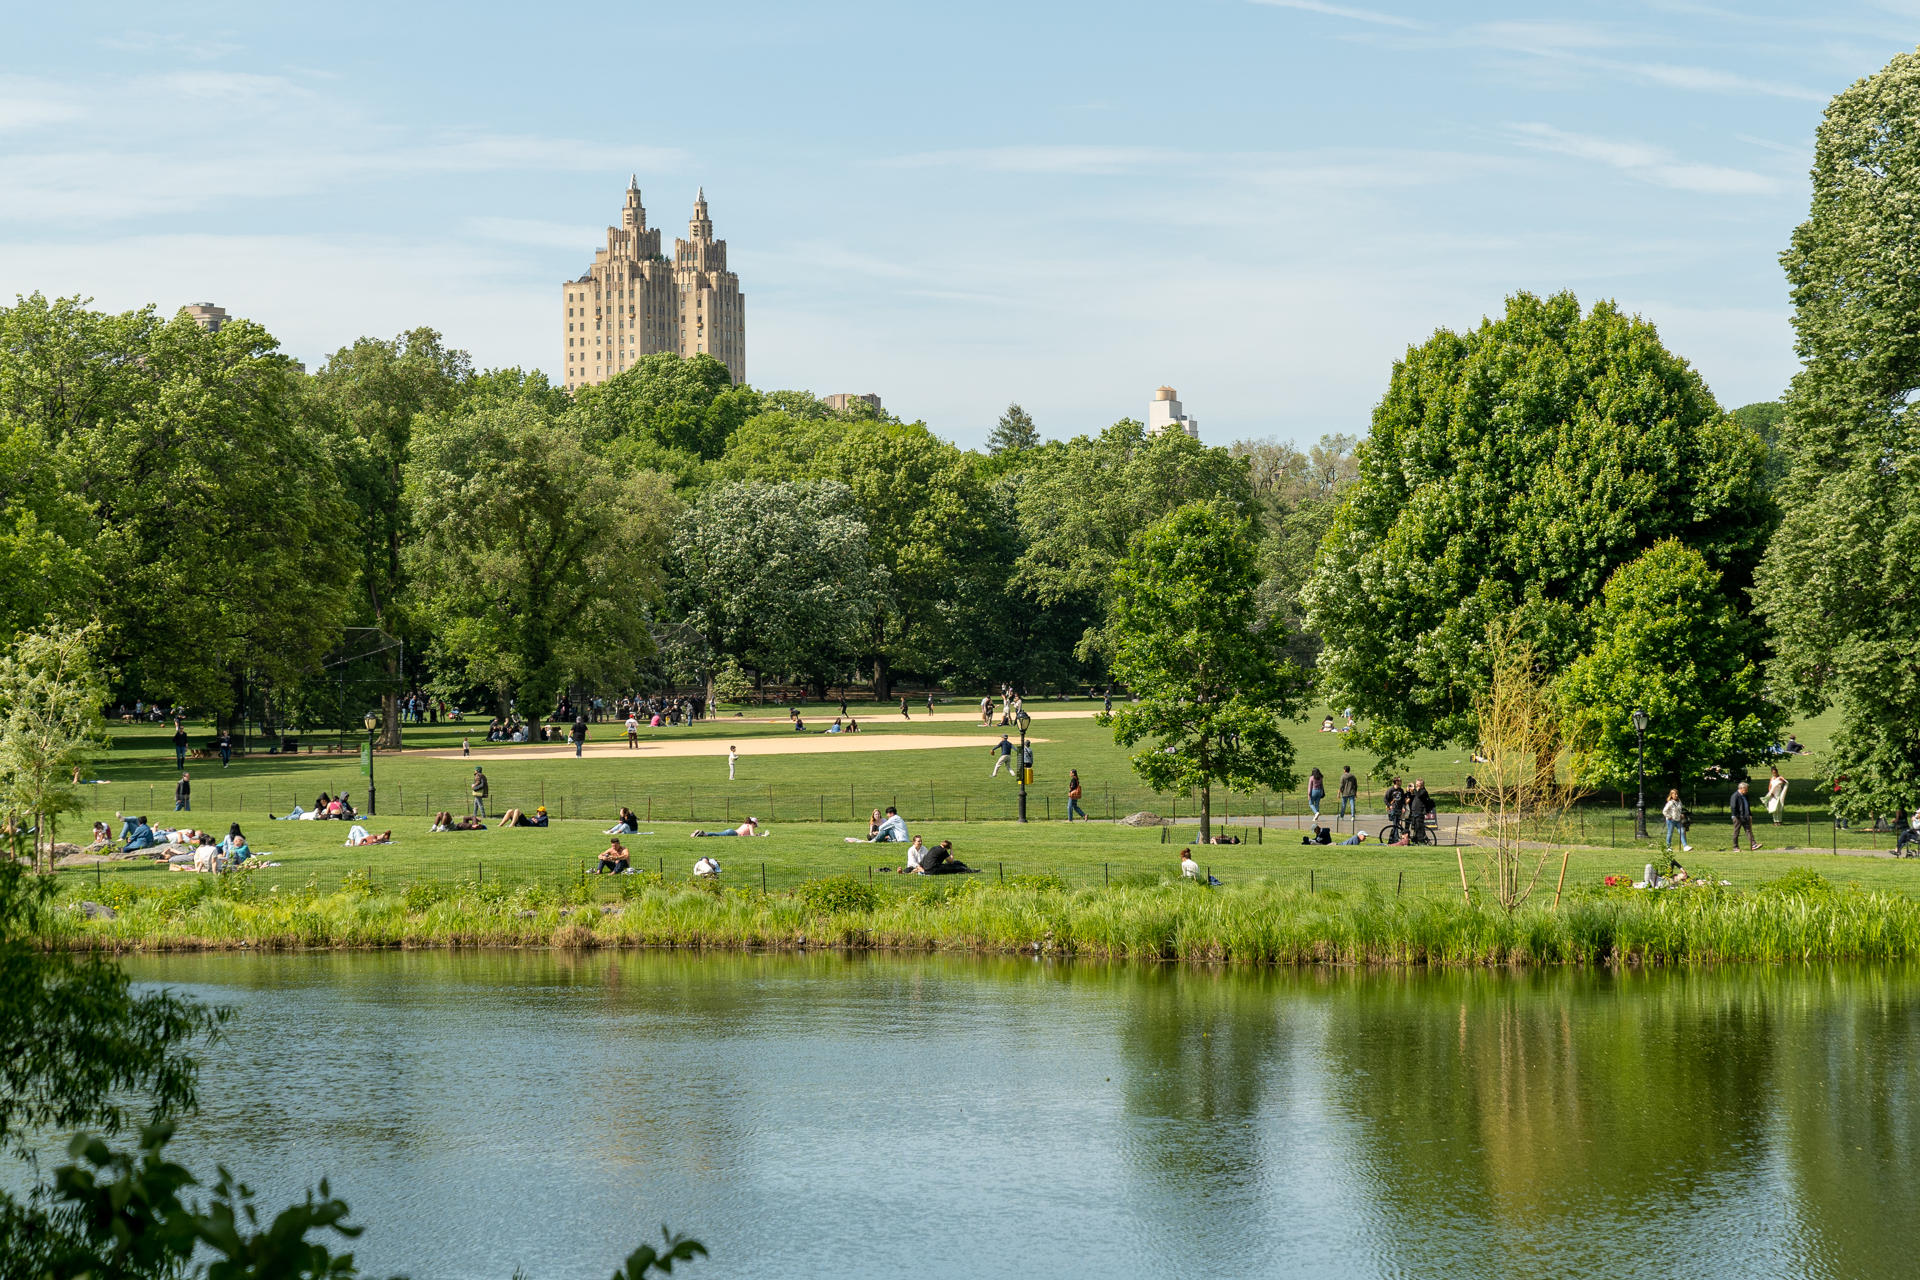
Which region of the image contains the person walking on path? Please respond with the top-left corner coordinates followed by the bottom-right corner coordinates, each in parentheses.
top-left (1337, 766), bottom-right (1358, 819)
top-left (990, 734), bottom-right (1014, 777)
top-left (217, 729), bottom-right (232, 768)
top-left (173, 772), bottom-right (191, 812)
top-left (469, 766), bottom-right (489, 818)
top-left (172, 722), bottom-right (188, 770)
top-left (728, 746), bottom-right (738, 781)
top-left (1764, 766), bottom-right (1789, 824)
top-left (1662, 789), bottom-right (1693, 852)
top-left (1730, 780), bottom-right (1759, 851)
top-left (570, 717), bottom-right (588, 758)
top-left (1307, 767), bottom-right (1325, 819)
top-left (1067, 769), bottom-right (1087, 822)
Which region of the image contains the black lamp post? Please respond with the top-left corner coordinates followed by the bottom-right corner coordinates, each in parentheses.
top-left (1017, 712), bottom-right (1032, 823)
top-left (363, 711), bottom-right (379, 817)
top-left (1632, 707), bottom-right (1649, 839)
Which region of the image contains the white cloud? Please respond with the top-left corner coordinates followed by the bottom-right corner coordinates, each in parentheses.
top-left (887, 145), bottom-right (1184, 174)
top-left (1619, 61), bottom-right (1826, 102)
top-left (1508, 123), bottom-right (1784, 196)
top-left (99, 30), bottom-right (243, 60)
top-left (1249, 0), bottom-right (1424, 29)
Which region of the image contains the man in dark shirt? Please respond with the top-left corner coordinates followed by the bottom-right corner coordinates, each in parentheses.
top-left (1730, 780), bottom-right (1758, 851)
top-left (172, 723), bottom-right (189, 769)
top-left (173, 772), bottom-right (191, 812)
top-left (570, 718), bottom-right (588, 758)
top-left (217, 729), bottom-right (232, 768)
top-left (1383, 778), bottom-right (1405, 843)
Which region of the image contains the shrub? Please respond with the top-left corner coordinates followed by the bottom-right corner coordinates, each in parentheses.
top-left (793, 875), bottom-right (880, 915)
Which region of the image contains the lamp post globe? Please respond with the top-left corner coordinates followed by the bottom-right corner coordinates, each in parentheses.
top-left (1631, 707), bottom-right (1648, 840)
top-left (363, 711), bottom-right (379, 817)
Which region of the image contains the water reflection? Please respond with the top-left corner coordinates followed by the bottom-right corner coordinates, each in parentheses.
top-left (115, 954), bottom-right (1920, 1280)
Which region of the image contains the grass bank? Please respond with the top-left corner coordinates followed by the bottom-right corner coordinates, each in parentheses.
top-left (49, 867), bottom-right (1920, 967)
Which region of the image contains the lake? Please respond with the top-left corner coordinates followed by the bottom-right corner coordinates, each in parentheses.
top-left (119, 953), bottom-right (1920, 1280)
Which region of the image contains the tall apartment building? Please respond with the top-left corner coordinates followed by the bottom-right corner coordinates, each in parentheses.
top-left (561, 177), bottom-right (745, 391)
top-left (1147, 385), bottom-right (1198, 439)
top-left (182, 302), bottom-right (229, 332)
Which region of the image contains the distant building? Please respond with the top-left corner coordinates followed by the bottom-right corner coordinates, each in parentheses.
top-left (1147, 386), bottom-right (1197, 439)
top-left (561, 177), bottom-right (745, 391)
top-left (182, 302), bottom-right (229, 333)
top-left (823, 393), bottom-right (882, 415)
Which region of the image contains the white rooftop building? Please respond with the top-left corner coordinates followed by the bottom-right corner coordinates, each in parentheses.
top-left (1146, 385), bottom-right (1197, 439)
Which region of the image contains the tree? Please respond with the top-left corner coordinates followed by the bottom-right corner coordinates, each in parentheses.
top-left (576, 352), bottom-right (753, 460)
top-left (0, 627), bottom-right (107, 872)
top-left (1099, 501), bottom-right (1308, 841)
top-left (1472, 630), bottom-right (1582, 913)
top-left (1559, 540), bottom-right (1784, 791)
top-left (402, 402), bottom-right (678, 715)
top-left (987, 402), bottom-right (1039, 455)
top-left (672, 481), bottom-right (882, 699)
top-left (1753, 49), bottom-right (1920, 823)
top-left (1014, 419), bottom-right (1254, 669)
top-left (1302, 290), bottom-right (1775, 766)
top-left (1231, 434), bottom-right (1360, 665)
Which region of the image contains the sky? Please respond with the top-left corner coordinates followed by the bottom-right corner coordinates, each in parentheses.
top-left (1, 2), bottom-right (1914, 449)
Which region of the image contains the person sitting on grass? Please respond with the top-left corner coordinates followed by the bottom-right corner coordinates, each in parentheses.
top-left (847, 807), bottom-right (907, 844)
top-left (693, 854), bottom-right (721, 878)
top-left (692, 817), bottom-right (766, 837)
top-left (919, 840), bottom-right (973, 875)
top-left (828, 718), bottom-right (844, 734)
top-left (597, 839), bottom-right (630, 874)
top-left (845, 717), bottom-right (860, 733)
top-left (221, 823), bottom-right (252, 862)
top-left (122, 817), bottom-right (163, 854)
top-left (1300, 825), bottom-right (1332, 846)
top-left (606, 807), bottom-right (639, 835)
top-left (85, 821), bottom-right (112, 853)
top-left (896, 835), bottom-right (930, 873)
top-left (1180, 848), bottom-right (1201, 879)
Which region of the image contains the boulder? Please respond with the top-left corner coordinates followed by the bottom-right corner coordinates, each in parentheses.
top-left (1121, 811), bottom-right (1167, 828)
top-left (77, 901), bottom-right (117, 920)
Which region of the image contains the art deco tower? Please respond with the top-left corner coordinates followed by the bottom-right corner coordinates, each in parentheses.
top-left (560, 178), bottom-right (745, 391)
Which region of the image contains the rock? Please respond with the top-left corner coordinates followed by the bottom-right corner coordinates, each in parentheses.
top-left (1121, 811), bottom-right (1167, 828)
top-left (516, 910), bottom-right (536, 919)
top-left (51, 842), bottom-right (83, 857)
top-left (600, 905), bottom-right (618, 915)
top-left (77, 901), bottom-right (117, 920)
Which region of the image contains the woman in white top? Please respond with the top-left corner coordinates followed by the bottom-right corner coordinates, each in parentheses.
top-left (1179, 848), bottom-right (1200, 879)
top-left (902, 836), bottom-right (929, 873)
top-left (1764, 766), bottom-right (1789, 824)
top-left (693, 855), bottom-right (721, 877)
top-left (1661, 789), bottom-right (1691, 852)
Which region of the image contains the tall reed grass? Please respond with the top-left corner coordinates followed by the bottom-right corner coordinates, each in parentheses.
top-left (49, 868), bottom-right (1920, 967)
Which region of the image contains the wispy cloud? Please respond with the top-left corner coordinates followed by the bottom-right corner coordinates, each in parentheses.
top-left (100, 29), bottom-right (242, 60)
top-left (1508, 123), bottom-right (1783, 195)
top-left (1248, 0), bottom-right (1423, 29)
top-left (888, 145), bottom-right (1185, 175)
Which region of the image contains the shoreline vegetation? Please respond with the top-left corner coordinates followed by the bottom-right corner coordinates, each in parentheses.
top-left (51, 869), bottom-right (1920, 967)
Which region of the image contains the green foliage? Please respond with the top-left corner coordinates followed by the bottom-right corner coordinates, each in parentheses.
top-left (402, 401), bottom-right (679, 713)
top-left (986, 402), bottom-right (1040, 455)
top-left (0, 626), bottom-right (108, 870)
top-left (1560, 540), bottom-right (1785, 787)
top-left (1303, 290), bottom-right (1776, 763)
top-left (793, 875), bottom-right (881, 914)
top-left (1755, 49), bottom-right (1920, 823)
top-left (576, 352), bottom-right (748, 460)
top-left (1102, 500), bottom-right (1308, 839)
top-left (1232, 433), bottom-right (1360, 665)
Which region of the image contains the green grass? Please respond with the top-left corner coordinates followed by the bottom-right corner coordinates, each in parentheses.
top-left (48, 867), bottom-right (1920, 968)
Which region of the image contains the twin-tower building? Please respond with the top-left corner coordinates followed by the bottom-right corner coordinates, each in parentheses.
top-left (561, 177), bottom-right (745, 391)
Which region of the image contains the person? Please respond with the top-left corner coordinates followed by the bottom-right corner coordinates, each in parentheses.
top-left (1897, 811), bottom-right (1920, 857)
top-left (606, 807), bottom-right (639, 835)
top-left (920, 840), bottom-right (972, 875)
top-left (571, 717), bottom-right (588, 758)
top-left (122, 817), bottom-right (162, 854)
top-left (1179, 848), bottom-right (1201, 879)
top-left (900, 695), bottom-right (911, 720)
top-left (980, 695), bottom-right (993, 727)
top-left (728, 746), bottom-right (738, 781)
top-left (828, 718), bottom-right (844, 734)
top-left (1300, 825), bottom-right (1332, 846)
top-left (1307, 767), bottom-right (1324, 819)
top-left (345, 827), bottom-right (392, 846)
top-left (1338, 766), bottom-right (1358, 819)
top-left (846, 717), bottom-right (860, 733)
top-left (625, 713), bottom-right (640, 748)
top-left (1764, 766), bottom-right (1789, 824)
top-left (926, 693), bottom-right (935, 717)
top-left (990, 734), bottom-right (1014, 777)
top-left (1320, 716), bottom-right (1335, 733)
top-left (850, 807), bottom-right (907, 844)
top-left (430, 811), bottom-right (455, 832)
top-left (598, 839), bottom-right (630, 874)
top-left (173, 771), bottom-right (191, 813)
top-left (1066, 769), bottom-right (1087, 822)
top-left (1338, 829), bottom-right (1370, 846)
top-left (864, 808), bottom-right (882, 839)
top-left (85, 821), bottom-right (112, 853)
top-left (1383, 777), bottom-right (1405, 843)
top-left (1103, 688), bottom-right (1113, 716)
top-left (470, 766), bottom-right (489, 818)
top-left (498, 808), bottom-right (531, 828)
top-left (172, 722), bottom-right (189, 769)
top-left (693, 854), bottom-right (721, 877)
top-left (1785, 734), bottom-right (1804, 754)
top-left (692, 817), bottom-right (766, 837)
top-left (793, 715), bottom-right (808, 732)
top-left (528, 805), bottom-right (549, 827)
top-left (1661, 789), bottom-right (1692, 852)
top-left (217, 729), bottom-right (232, 768)
top-left (1730, 780), bottom-right (1759, 850)
top-left (900, 835), bottom-right (930, 873)
top-left (1398, 780), bottom-right (1434, 846)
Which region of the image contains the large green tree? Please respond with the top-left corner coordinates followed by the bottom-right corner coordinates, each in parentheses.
top-left (576, 351), bottom-right (756, 462)
top-left (1302, 290), bottom-right (1775, 765)
top-left (1100, 500), bottom-right (1308, 841)
top-left (0, 627), bottom-right (107, 873)
top-left (0, 295), bottom-right (357, 719)
top-left (402, 401), bottom-right (678, 715)
top-left (1559, 540), bottom-right (1784, 790)
top-left (672, 481), bottom-right (882, 698)
top-left (987, 402), bottom-right (1039, 455)
top-left (1232, 433), bottom-right (1360, 666)
top-left (1753, 49), bottom-right (1920, 822)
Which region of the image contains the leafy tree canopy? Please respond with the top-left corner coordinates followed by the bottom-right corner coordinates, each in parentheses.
top-left (1303, 290), bottom-right (1775, 764)
top-left (575, 352), bottom-right (752, 460)
top-left (987, 402), bottom-right (1040, 455)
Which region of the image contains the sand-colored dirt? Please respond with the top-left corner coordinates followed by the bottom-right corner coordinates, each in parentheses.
top-left (419, 732), bottom-right (1051, 762)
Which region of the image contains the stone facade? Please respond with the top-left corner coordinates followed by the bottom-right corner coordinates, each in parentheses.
top-left (561, 178), bottom-right (745, 391)
top-left (182, 302), bottom-right (229, 333)
top-left (822, 393), bottom-right (882, 415)
top-left (1146, 385), bottom-right (1198, 439)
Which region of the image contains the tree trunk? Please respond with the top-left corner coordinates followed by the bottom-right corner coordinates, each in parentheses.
top-left (872, 654), bottom-right (891, 703)
top-left (382, 691), bottom-right (400, 751)
top-left (1199, 786), bottom-right (1212, 845)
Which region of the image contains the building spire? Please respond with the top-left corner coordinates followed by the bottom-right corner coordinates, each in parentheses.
top-left (629, 172), bottom-right (638, 190)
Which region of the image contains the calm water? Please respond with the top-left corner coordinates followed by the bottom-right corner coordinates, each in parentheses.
top-left (113, 953), bottom-right (1920, 1280)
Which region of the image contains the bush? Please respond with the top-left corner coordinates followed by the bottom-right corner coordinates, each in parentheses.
top-left (1006, 873), bottom-right (1068, 892)
top-left (793, 875), bottom-right (880, 915)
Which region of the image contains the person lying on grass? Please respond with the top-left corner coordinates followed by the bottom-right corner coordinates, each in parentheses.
top-left (597, 839), bottom-right (631, 874)
top-left (1338, 829), bottom-right (1369, 846)
top-left (694, 855), bottom-right (722, 877)
top-left (430, 811), bottom-right (487, 832)
top-left (692, 817), bottom-right (767, 837)
top-left (345, 826), bottom-right (392, 846)
top-left (497, 807), bottom-right (549, 828)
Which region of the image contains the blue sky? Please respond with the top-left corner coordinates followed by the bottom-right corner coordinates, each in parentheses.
top-left (1, 2), bottom-right (1913, 448)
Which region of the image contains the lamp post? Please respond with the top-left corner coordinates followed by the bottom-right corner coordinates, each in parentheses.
top-left (1017, 711), bottom-right (1032, 823)
top-left (1631, 707), bottom-right (1649, 839)
top-left (362, 711), bottom-right (379, 817)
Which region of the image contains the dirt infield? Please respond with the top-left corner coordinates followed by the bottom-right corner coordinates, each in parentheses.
top-left (419, 733), bottom-right (1052, 762)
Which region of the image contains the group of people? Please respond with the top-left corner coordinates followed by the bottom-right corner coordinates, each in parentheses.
top-left (115, 816), bottom-right (260, 871)
top-left (841, 806), bottom-right (975, 874)
top-left (270, 792), bottom-right (359, 822)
